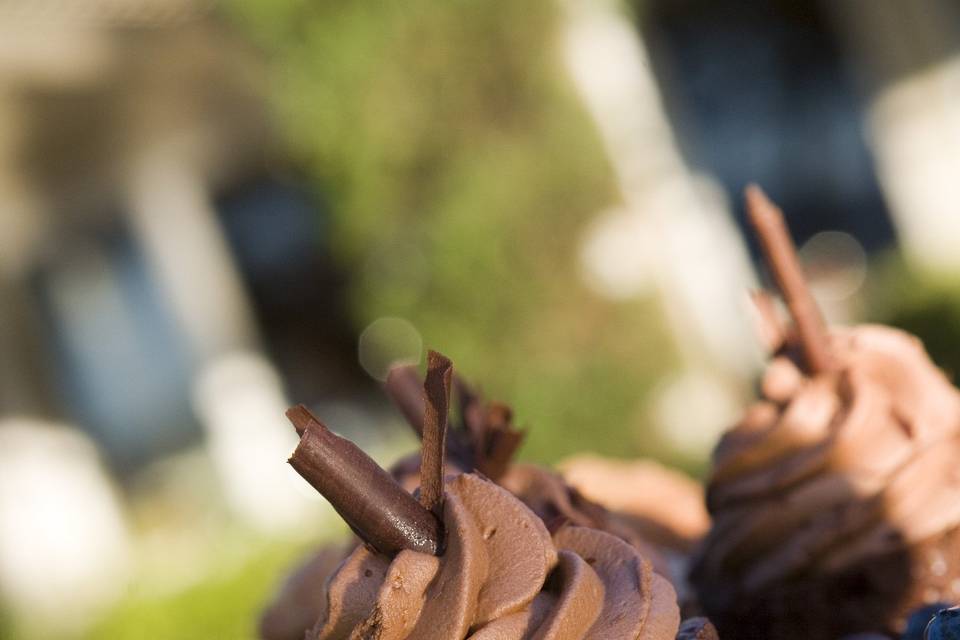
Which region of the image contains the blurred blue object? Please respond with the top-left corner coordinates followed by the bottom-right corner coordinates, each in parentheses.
top-left (643, 0), bottom-right (896, 255)
top-left (35, 225), bottom-right (196, 471)
top-left (925, 606), bottom-right (960, 640)
top-left (904, 603), bottom-right (954, 640)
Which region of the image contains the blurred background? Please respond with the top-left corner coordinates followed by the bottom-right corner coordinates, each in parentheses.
top-left (1, 0), bottom-right (959, 637)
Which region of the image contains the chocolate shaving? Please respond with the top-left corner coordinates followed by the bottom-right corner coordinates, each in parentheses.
top-left (455, 377), bottom-right (525, 479)
top-left (746, 185), bottom-right (831, 375)
top-left (385, 361), bottom-right (525, 481)
top-left (289, 405), bottom-right (308, 437)
top-left (456, 375), bottom-right (486, 447)
top-left (386, 364), bottom-right (475, 466)
top-left (475, 403), bottom-right (525, 480)
top-left (420, 350), bottom-right (452, 514)
top-left (287, 404), bottom-right (441, 556)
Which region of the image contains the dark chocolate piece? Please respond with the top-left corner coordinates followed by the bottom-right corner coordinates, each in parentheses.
top-left (746, 184), bottom-right (831, 375)
top-left (473, 401), bottom-right (524, 480)
top-left (385, 361), bottom-right (524, 481)
top-left (287, 405), bottom-right (441, 556)
top-left (420, 350), bottom-right (452, 514)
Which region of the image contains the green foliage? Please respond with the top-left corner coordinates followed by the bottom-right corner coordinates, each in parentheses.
top-left (226, 0), bottom-right (679, 464)
top-left (866, 253), bottom-right (960, 381)
top-left (84, 540), bottom-right (315, 640)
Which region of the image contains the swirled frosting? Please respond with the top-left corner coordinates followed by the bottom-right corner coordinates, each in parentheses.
top-left (309, 472), bottom-right (680, 640)
top-left (556, 455), bottom-right (709, 552)
top-left (392, 455), bottom-right (673, 578)
top-left (693, 324), bottom-right (960, 597)
top-left (499, 463), bottom-right (672, 580)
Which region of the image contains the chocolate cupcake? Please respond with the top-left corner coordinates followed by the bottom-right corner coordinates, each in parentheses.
top-left (690, 187), bottom-right (960, 639)
top-left (262, 353), bottom-right (686, 639)
top-left (385, 356), bottom-right (677, 578)
top-left (262, 351), bottom-right (689, 639)
top-left (310, 472), bottom-right (681, 639)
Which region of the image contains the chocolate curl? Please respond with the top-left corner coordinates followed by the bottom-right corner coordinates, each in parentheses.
top-left (456, 376), bottom-right (486, 449)
top-left (474, 403), bottom-right (524, 480)
top-left (386, 361), bottom-right (525, 480)
top-left (457, 377), bottom-right (525, 480)
top-left (384, 364), bottom-right (426, 437)
top-left (287, 404), bottom-right (441, 556)
top-left (420, 350), bottom-right (452, 514)
top-left (746, 185), bottom-right (831, 374)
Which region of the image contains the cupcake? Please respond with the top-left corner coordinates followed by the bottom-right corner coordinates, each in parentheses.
top-left (386, 356), bottom-right (677, 579)
top-left (263, 353), bottom-right (685, 639)
top-left (309, 472), bottom-right (680, 639)
top-left (263, 351), bottom-right (688, 639)
top-left (690, 187), bottom-right (960, 639)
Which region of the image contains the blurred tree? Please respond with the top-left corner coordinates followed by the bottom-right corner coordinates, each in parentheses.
top-left (225, 0), bottom-right (681, 463)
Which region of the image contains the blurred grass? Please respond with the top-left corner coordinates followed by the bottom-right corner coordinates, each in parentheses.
top-left (225, 0), bottom-right (680, 465)
top-left (83, 538), bottom-right (317, 640)
top-left (866, 252), bottom-right (960, 381)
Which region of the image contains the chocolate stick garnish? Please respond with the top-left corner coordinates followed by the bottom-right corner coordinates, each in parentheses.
top-left (287, 404), bottom-right (441, 556)
top-left (477, 403), bottom-right (524, 480)
top-left (385, 363), bottom-right (475, 470)
top-left (420, 350), bottom-right (452, 514)
top-left (745, 184), bottom-right (831, 374)
top-left (385, 359), bottom-right (524, 481)
top-left (384, 364), bottom-right (426, 437)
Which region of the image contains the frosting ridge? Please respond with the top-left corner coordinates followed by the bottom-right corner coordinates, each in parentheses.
top-left (695, 325), bottom-right (960, 596)
top-left (311, 473), bottom-right (679, 640)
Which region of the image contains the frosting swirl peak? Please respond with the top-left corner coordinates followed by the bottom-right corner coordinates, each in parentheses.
top-left (311, 473), bottom-right (680, 640)
top-left (693, 324), bottom-right (960, 602)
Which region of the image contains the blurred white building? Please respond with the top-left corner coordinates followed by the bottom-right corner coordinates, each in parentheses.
top-left (0, 420), bottom-right (130, 635)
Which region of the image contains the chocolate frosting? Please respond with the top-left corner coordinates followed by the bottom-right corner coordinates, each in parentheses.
top-left (390, 457), bottom-right (673, 580)
top-left (693, 325), bottom-right (960, 598)
top-left (259, 545), bottom-right (353, 640)
top-left (310, 473), bottom-right (680, 640)
top-left (265, 448), bottom-right (681, 640)
top-left (500, 463), bottom-right (672, 581)
top-left (556, 455), bottom-right (709, 552)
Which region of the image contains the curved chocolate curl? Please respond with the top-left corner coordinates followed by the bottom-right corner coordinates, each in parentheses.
top-left (385, 360), bottom-right (524, 482)
top-left (287, 405), bottom-right (441, 556)
top-left (420, 350), bottom-right (453, 514)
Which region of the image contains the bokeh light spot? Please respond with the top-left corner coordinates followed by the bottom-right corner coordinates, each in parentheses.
top-left (357, 317), bottom-right (422, 381)
top-left (800, 231), bottom-right (868, 302)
